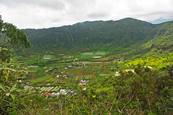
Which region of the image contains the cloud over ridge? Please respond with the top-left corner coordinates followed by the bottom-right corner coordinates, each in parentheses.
top-left (0, 0), bottom-right (173, 28)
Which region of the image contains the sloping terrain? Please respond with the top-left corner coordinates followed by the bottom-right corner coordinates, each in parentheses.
top-left (25, 18), bottom-right (154, 52)
top-left (25, 18), bottom-right (173, 57)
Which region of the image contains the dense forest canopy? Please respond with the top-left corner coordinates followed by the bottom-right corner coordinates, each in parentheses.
top-left (0, 16), bottom-right (30, 62)
top-left (25, 18), bottom-right (173, 54)
top-left (0, 16), bottom-right (30, 48)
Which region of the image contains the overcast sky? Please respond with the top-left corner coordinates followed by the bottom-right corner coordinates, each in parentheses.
top-left (0, 0), bottom-right (173, 29)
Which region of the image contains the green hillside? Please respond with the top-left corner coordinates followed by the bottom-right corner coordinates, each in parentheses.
top-left (25, 18), bottom-right (156, 53)
top-left (144, 21), bottom-right (173, 52)
top-left (25, 18), bottom-right (173, 58)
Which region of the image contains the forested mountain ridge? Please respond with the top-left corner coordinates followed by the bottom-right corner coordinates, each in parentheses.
top-left (143, 21), bottom-right (173, 53)
top-left (25, 18), bottom-right (173, 54)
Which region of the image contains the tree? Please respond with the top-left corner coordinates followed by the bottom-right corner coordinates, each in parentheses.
top-left (0, 15), bottom-right (30, 62)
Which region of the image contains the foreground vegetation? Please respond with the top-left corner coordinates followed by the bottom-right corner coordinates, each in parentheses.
top-left (1, 51), bottom-right (173, 115)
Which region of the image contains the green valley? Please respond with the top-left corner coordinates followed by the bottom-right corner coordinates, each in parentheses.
top-left (1, 17), bottom-right (173, 115)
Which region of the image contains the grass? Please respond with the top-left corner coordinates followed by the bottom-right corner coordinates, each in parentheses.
top-left (30, 75), bottom-right (55, 84)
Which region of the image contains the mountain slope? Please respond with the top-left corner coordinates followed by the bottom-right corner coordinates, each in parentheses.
top-left (24, 18), bottom-right (173, 55)
top-left (143, 21), bottom-right (173, 53)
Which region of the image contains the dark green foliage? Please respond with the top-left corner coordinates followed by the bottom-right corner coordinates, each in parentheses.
top-left (25, 18), bottom-right (173, 55)
top-left (1, 22), bottom-right (30, 48)
top-left (25, 18), bottom-right (155, 53)
top-left (0, 17), bottom-right (30, 63)
top-left (0, 48), bottom-right (11, 62)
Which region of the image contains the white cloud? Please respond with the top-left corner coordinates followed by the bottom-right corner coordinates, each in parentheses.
top-left (0, 0), bottom-right (173, 28)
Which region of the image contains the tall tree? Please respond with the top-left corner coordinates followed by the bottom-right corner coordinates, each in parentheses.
top-left (0, 15), bottom-right (30, 48)
top-left (0, 15), bottom-right (30, 62)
